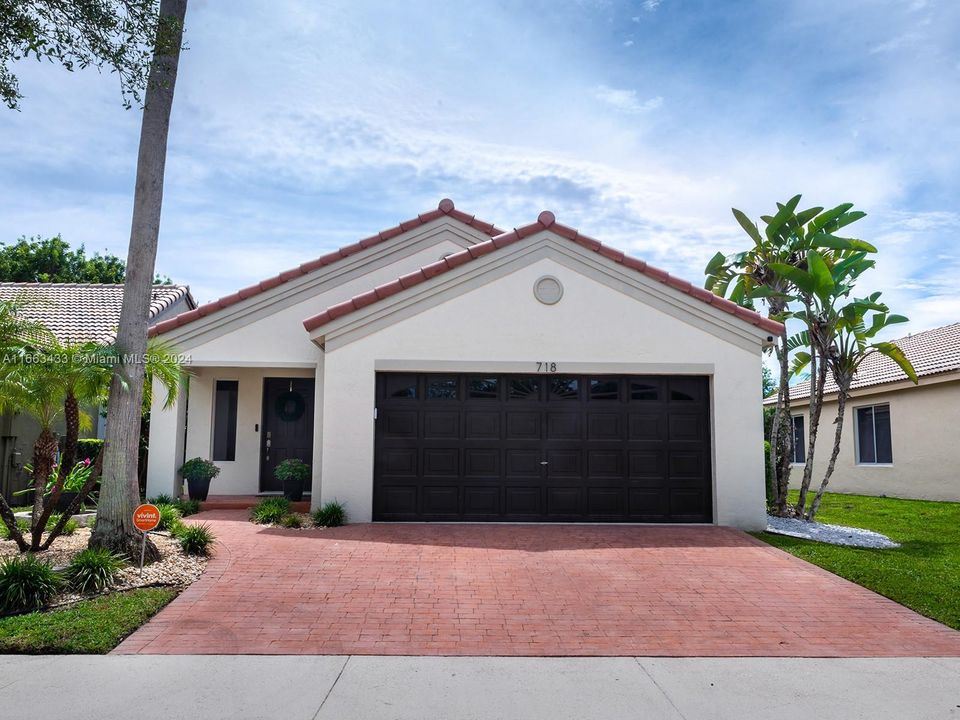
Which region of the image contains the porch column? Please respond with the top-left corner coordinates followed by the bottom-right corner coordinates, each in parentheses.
top-left (145, 375), bottom-right (188, 500)
top-left (310, 354), bottom-right (324, 511)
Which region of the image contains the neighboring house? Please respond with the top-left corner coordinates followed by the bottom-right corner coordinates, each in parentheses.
top-left (145, 200), bottom-right (780, 530)
top-left (767, 322), bottom-right (960, 502)
top-left (0, 282), bottom-right (196, 501)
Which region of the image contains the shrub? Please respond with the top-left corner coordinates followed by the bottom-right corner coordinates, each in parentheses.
top-left (65, 548), bottom-right (126, 594)
top-left (312, 501), bottom-right (346, 528)
top-left (149, 494), bottom-right (175, 506)
top-left (178, 458), bottom-right (220, 482)
top-left (174, 499), bottom-right (201, 517)
top-left (155, 504), bottom-right (183, 533)
top-left (76, 438), bottom-right (104, 463)
top-left (279, 513), bottom-right (304, 529)
top-left (46, 514), bottom-right (78, 536)
top-left (0, 555), bottom-right (63, 613)
top-left (250, 498), bottom-right (290, 525)
top-left (274, 458), bottom-right (310, 484)
top-left (178, 524), bottom-right (215, 556)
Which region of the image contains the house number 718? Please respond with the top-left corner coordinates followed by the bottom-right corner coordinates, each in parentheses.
top-left (536, 362), bottom-right (558, 373)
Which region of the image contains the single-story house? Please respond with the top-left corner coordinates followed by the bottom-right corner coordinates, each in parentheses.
top-left (0, 282), bottom-right (196, 500)
top-left (145, 200), bottom-right (781, 529)
top-left (769, 322), bottom-right (960, 502)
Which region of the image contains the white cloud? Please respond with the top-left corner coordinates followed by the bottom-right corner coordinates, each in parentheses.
top-left (593, 85), bottom-right (663, 114)
top-left (0, 0), bottom-right (956, 339)
top-left (623, 40), bottom-right (634, 47)
top-left (643, 0), bottom-right (662, 11)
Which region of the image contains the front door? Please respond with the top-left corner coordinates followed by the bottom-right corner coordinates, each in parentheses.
top-left (260, 377), bottom-right (315, 492)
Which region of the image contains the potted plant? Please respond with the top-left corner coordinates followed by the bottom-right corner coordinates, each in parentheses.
top-left (274, 459), bottom-right (310, 501)
top-left (179, 457), bottom-right (220, 502)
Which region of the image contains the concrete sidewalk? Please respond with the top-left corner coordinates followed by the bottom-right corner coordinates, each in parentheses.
top-left (2, 655), bottom-right (958, 719)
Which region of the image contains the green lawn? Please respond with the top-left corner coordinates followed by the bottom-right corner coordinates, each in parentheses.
top-left (757, 492), bottom-right (960, 630)
top-left (0, 587), bottom-right (176, 653)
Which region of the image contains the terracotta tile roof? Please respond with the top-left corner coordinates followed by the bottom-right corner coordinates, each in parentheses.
top-left (148, 200), bottom-right (503, 338)
top-left (302, 210), bottom-right (785, 336)
top-left (781, 322), bottom-right (960, 401)
top-left (0, 283), bottom-right (195, 345)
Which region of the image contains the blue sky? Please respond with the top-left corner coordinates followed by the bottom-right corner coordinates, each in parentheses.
top-left (1, 0), bottom-right (958, 335)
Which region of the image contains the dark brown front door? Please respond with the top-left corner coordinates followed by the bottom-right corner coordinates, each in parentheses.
top-left (373, 373), bottom-right (712, 522)
top-left (260, 377), bottom-right (315, 492)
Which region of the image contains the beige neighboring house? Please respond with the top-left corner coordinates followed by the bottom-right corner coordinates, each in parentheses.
top-left (0, 283), bottom-right (196, 501)
top-left (767, 322), bottom-right (960, 502)
top-left (145, 200), bottom-right (782, 530)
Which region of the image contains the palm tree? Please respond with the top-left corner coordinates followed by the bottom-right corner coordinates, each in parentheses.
top-left (0, 345), bottom-right (73, 550)
top-left (794, 297), bottom-right (916, 520)
top-left (772, 248), bottom-right (878, 516)
top-left (705, 196), bottom-right (873, 515)
top-left (0, 336), bottom-right (185, 551)
top-left (91, 0), bottom-right (188, 559)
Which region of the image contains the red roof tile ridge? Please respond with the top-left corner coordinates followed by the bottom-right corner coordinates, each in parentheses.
top-left (303, 212), bottom-right (785, 336)
top-left (149, 200), bottom-right (502, 337)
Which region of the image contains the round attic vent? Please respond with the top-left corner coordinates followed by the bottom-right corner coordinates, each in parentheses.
top-left (534, 275), bottom-right (563, 305)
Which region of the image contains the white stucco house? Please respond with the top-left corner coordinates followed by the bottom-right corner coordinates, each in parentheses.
top-left (145, 200), bottom-right (781, 530)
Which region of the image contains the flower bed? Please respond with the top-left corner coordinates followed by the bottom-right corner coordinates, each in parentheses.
top-left (0, 526), bottom-right (207, 612)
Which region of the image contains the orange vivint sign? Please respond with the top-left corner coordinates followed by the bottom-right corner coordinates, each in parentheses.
top-left (133, 504), bottom-right (161, 532)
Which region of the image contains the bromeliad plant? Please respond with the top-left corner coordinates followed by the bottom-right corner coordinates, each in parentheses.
top-left (706, 195), bottom-right (915, 521)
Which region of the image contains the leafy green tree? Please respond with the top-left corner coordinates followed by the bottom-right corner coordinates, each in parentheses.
top-left (0, 1), bottom-right (164, 110)
top-left (0, 235), bottom-right (170, 283)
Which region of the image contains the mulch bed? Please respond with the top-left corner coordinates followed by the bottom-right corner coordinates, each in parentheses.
top-left (0, 526), bottom-right (207, 609)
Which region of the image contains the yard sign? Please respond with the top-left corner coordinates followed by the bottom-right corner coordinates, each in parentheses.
top-left (133, 503), bottom-right (161, 573)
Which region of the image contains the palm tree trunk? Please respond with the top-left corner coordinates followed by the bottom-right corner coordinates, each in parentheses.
top-left (90, 0), bottom-right (187, 560)
top-left (807, 380), bottom-right (849, 521)
top-left (29, 427), bottom-right (58, 549)
top-left (34, 390), bottom-right (81, 544)
top-left (57, 390), bottom-right (80, 484)
top-left (771, 309), bottom-right (793, 515)
top-left (795, 313), bottom-right (827, 516)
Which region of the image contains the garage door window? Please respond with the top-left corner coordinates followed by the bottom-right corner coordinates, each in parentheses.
top-left (384, 374), bottom-right (417, 399)
top-left (630, 380), bottom-right (660, 401)
top-left (589, 378), bottom-right (620, 400)
top-left (549, 377), bottom-right (579, 400)
top-left (427, 377), bottom-right (458, 400)
top-left (468, 377), bottom-right (498, 399)
top-left (509, 377), bottom-right (540, 400)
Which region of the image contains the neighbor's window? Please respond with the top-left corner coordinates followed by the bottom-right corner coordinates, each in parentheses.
top-left (791, 416), bottom-right (805, 464)
top-left (856, 404), bottom-right (892, 464)
top-left (212, 380), bottom-right (238, 461)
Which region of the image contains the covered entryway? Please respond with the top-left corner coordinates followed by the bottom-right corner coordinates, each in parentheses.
top-left (373, 373), bottom-right (712, 522)
top-left (260, 377), bottom-right (315, 492)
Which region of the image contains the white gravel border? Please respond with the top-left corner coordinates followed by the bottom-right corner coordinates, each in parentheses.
top-left (766, 515), bottom-right (900, 549)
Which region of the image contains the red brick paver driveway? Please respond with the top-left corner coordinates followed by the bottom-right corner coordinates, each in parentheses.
top-left (115, 510), bottom-right (960, 656)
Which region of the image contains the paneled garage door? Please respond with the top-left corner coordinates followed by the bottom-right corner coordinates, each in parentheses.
top-left (373, 373), bottom-right (712, 522)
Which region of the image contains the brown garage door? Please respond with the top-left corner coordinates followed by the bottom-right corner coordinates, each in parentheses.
top-left (373, 373), bottom-right (712, 522)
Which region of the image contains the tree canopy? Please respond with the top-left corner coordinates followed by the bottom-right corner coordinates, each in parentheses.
top-left (1, 0), bottom-right (163, 110)
top-left (0, 235), bottom-right (169, 283)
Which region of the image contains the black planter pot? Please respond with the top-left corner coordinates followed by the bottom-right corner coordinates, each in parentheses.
top-left (186, 476), bottom-right (212, 502)
top-left (282, 476), bottom-right (304, 502)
